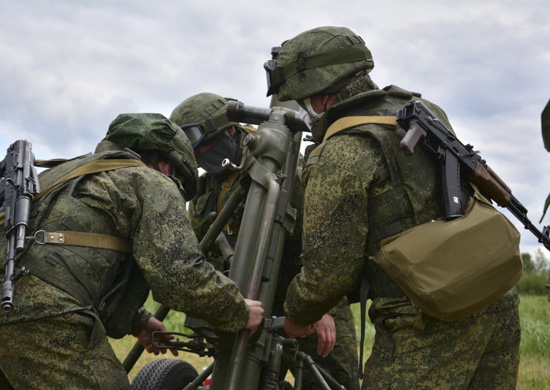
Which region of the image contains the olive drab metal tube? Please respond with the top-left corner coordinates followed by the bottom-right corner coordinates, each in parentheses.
top-left (124, 101), bottom-right (322, 388)
top-left (201, 104), bottom-right (299, 390)
top-left (257, 130), bottom-right (301, 315)
top-left (212, 110), bottom-right (291, 390)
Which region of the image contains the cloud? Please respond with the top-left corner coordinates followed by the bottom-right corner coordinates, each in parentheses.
top-left (0, 0), bottom-right (549, 254)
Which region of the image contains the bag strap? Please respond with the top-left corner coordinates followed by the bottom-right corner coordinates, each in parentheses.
top-left (29, 230), bottom-right (133, 253)
top-left (33, 159), bottom-right (146, 202)
top-left (1, 159), bottom-right (144, 251)
top-left (323, 116), bottom-right (397, 142)
top-left (217, 171), bottom-right (241, 214)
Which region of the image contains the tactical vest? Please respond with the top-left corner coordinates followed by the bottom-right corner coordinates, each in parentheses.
top-left (318, 88), bottom-right (449, 246)
top-left (312, 86), bottom-right (474, 375)
top-left (7, 151), bottom-right (149, 338)
top-left (310, 86), bottom-right (472, 292)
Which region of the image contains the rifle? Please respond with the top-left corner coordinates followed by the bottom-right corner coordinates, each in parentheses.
top-left (1, 140), bottom-right (40, 312)
top-left (396, 100), bottom-right (550, 250)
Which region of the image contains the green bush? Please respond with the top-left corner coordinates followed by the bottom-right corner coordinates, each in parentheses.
top-left (517, 270), bottom-right (549, 296)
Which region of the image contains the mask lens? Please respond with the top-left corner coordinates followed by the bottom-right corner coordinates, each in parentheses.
top-left (180, 124), bottom-right (206, 149)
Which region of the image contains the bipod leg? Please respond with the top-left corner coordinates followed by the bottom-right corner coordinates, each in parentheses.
top-left (183, 362), bottom-right (214, 390)
top-left (295, 351), bottom-right (346, 390)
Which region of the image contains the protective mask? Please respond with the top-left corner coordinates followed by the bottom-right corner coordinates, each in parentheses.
top-left (300, 97), bottom-right (324, 126)
top-left (196, 132), bottom-right (239, 176)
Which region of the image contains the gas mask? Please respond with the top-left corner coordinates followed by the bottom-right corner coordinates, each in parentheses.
top-left (196, 131), bottom-right (240, 176)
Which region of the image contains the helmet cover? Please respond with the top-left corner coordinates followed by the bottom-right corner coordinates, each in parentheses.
top-left (266, 26), bottom-right (374, 101)
top-left (103, 113), bottom-right (198, 198)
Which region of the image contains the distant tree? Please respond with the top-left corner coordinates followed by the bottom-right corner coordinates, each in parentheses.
top-left (522, 252), bottom-right (535, 272)
top-left (533, 248), bottom-right (549, 272)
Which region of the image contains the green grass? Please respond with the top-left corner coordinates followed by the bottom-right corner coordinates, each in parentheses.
top-left (111, 293), bottom-right (550, 387)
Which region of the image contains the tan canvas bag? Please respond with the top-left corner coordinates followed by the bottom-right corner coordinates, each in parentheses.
top-left (375, 186), bottom-right (523, 322)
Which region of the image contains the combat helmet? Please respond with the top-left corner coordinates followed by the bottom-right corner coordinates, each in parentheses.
top-left (96, 113), bottom-right (199, 198)
top-left (169, 93), bottom-right (238, 149)
top-left (264, 26), bottom-right (374, 101)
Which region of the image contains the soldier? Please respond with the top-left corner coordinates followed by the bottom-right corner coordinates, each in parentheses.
top-left (169, 92), bottom-right (359, 390)
top-left (265, 26), bottom-right (521, 389)
top-left (0, 113), bottom-right (264, 389)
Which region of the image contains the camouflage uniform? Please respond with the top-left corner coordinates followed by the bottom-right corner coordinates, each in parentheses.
top-left (0, 114), bottom-right (250, 389)
top-left (283, 74), bottom-right (521, 389)
top-left (189, 169), bottom-right (359, 390)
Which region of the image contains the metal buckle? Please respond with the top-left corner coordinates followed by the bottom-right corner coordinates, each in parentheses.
top-left (26, 230), bottom-right (46, 245)
top-left (26, 230), bottom-right (65, 245)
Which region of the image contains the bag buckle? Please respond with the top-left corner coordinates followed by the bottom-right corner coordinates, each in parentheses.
top-left (27, 230), bottom-right (65, 245)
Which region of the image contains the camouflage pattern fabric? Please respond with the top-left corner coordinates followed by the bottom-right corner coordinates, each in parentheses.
top-left (0, 149), bottom-right (249, 387)
top-left (284, 75), bottom-right (521, 389)
top-left (1, 311), bottom-right (130, 390)
top-left (189, 169), bottom-right (359, 389)
top-left (272, 26), bottom-right (374, 102)
top-left (0, 158), bottom-right (248, 332)
top-left (363, 294), bottom-right (520, 390)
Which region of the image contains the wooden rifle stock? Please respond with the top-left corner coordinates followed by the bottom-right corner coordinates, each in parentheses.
top-left (467, 163), bottom-right (512, 208)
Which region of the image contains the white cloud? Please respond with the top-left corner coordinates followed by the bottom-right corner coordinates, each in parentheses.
top-left (0, 0), bottom-right (549, 254)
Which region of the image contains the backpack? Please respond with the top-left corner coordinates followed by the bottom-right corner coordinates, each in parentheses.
top-left (1, 152), bottom-right (149, 338)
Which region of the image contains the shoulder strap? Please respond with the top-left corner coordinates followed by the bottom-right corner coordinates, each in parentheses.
top-left (323, 116), bottom-right (397, 142)
top-left (29, 230), bottom-right (133, 253)
top-left (33, 159), bottom-right (146, 202)
top-left (217, 171), bottom-right (241, 214)
top-left (322, 115), bottom-right (404, 379)
top-left (1, 158), bottom-right (144, 250)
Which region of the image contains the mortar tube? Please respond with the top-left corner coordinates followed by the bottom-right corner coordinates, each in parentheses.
top-left (225, 174), bottom-right (280, 390)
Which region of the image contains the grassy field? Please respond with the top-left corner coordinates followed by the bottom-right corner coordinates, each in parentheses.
top-left (112, 294), bottom-right (550, 388)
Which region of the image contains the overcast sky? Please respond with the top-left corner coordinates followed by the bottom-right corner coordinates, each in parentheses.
top-left (1, 0), bottom-right (549, 254)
